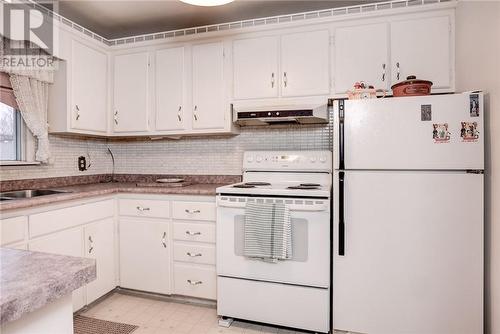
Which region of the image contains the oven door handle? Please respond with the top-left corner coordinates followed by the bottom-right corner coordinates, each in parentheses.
top-left (339, 171), bottom-right (345, 256)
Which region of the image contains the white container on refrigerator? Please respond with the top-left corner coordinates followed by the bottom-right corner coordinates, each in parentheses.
top-left (332, 92), bottom-right (484, 334)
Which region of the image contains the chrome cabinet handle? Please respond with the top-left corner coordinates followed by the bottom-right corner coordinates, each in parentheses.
top-left (283, 72), bottom-right (288, 87)
top-left (88, 236), bottom-right (94, 254)
top-left (271, 72), bottom-right (275, 88)
top-left (178, 106), bottom-right (182, 122)
top-left (193, 105), bottom-right (198, 121)
top-left (382, 63), bottom-right (386, 82)
top-left (185, 209), bottom-right (201, 214)
top-left (185, 231), bottom-right (201, 236)
top-left (396, 62), bottom-right (400, 81)
top-left (114, 110), bottom-right (118, 125)
top-left (187, 279), bottom-right (202, 285)
top-left (186, 252), bottom-right (202, 257)
top-left (136, 206), bottom-right (151, 212)
top-left (162, 232), bottom-right (167, 248)
top-left (75, 105), bottom-right (80, 120)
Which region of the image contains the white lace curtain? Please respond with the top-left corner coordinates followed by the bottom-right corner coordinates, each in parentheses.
top-left (1, 38), bottom-right (57, 163)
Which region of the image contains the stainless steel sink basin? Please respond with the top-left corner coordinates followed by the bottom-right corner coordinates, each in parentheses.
top-left (0, 189), bottom-right (71, 199)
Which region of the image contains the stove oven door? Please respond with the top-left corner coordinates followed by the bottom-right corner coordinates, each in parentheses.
top-left (216, 195), bottom-right (330, 288)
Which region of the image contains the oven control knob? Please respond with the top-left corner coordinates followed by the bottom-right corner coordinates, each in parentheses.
top-left (319, 156), bottom-right (327, 163)
top-left (256, 155), bottom-right (263, 163)
top-left (310, 157), bottom-right (317, 163)
top-left (247, 155), bottom-right (254, 162)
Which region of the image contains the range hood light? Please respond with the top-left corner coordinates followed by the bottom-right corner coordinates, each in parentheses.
top-left (180, 0), bottom-right (234, 6)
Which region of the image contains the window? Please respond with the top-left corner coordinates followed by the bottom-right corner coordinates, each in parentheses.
top-left (0, 102), bottom-right (22, 161)
top-left (0, 72), bottom-right (36, 165)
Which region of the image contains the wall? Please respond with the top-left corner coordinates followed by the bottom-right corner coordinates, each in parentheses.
top-left (0, 120), bottom-right (332, 180)
top-left (455, 1), bottom-right (500, 333)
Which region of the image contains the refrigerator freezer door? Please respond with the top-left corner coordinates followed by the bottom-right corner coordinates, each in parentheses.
top-left (332, 170), bottom-right (483, 334)
top-left (334, 92), bottom-right (484, 170)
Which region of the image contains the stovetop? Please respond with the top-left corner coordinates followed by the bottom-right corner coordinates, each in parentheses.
top-left (217, 181), bottom-right (331, 198)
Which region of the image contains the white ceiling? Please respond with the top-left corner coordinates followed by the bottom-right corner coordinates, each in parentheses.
top-left (44, 0), bottom-right (377, 39)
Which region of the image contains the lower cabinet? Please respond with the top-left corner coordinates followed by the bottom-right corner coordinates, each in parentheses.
top-left (85, 218), bottom-right (116, 304)
top-left (29, 228), bottom-right (87, 311)
top-left (119, 218), bottom-right (171, 294)
top-left (27, 199), bottom-right (116, 311)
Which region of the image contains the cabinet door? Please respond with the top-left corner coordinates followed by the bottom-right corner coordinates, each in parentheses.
top-left (85, 218), bottom-right (116, 304)
top-left (119, 218), bottom-right (170, 294)
top-left (113, 52), bottom-right (150, 132)
top-left (390, 16), bottom-right (452, 89)
top-left (334, 23), bottom-right (389, 93)
top-left (192, 42), bottom-right (226, 130)
top-left (71, 40), bottom-right (107, 132)
top-left (29, 228), bottom-right (86, 311)
top-left (281, 30), bottom-right (330, 97)
top-left (156, 47), bottom-right (186, 131)
top-left (233, 36), bottom-right (279, 99)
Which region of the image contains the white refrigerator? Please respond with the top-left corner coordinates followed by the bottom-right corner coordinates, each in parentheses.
top-left (333, 92), bottom-right (484, 334)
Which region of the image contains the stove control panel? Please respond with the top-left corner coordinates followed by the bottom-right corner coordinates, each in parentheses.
top-left (243, 151), bottom-right (332, 172)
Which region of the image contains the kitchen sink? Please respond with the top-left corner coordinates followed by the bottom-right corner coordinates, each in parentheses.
top-left (0, 189), bottom-right (72, 199)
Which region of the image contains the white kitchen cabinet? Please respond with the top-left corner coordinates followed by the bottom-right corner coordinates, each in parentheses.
top-left (390, 15), bottom-right (452, 89)
top-left (84, 218), bottom-right (116, 304)
top-left (233, 36), bottom-right (279, 100)
top-left (334, 23), bottom-right (389, 93)
top-left (71, 40), bottom-right (108, 132)
top-left (192, 42), bottom-right (226, 130)
top-left (113, 52), bottom-right (150, 133)
top-left (29, 228), bottom-right (86, 311)
top-left (155, 47), bottom-right (186, 131)
top-left (280, 30), bottom-right (330, 97)
top-left (48, 39), bottom-right (108, 135)
top-left (119, 218), bottom-right (171, 294)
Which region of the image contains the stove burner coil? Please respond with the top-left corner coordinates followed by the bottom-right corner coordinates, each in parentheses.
top-left (287, 185), bottom-right (320, 190)
top-left (232, 184), bottom-right (256, 188)
top-left (244, 182), bottom-right (271, 186)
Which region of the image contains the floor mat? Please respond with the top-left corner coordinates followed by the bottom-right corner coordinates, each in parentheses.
top-left (74, 315), bottom-right (138, 334)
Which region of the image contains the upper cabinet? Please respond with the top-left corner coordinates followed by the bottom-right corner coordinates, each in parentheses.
top-left (232, 30), bottom-right (331, 100)
top-left (48, 39), bottom-right (108, 135)
top-left (155, 47), bottom-right (186, 132)
top-left (280, 30), bottom-right (330, 97)
top-left (192, 42), bottom-right (226, 130)
top-left (334, 23), bottom-right (389, 93)
top-left (233, 36), bottom-right (279, 100)
top-left (113, 52), bottom-right (150, 133)
top-left (390, 16), bottom-right (452, 89)
top-left (334, 14), bottom-right (453, 94)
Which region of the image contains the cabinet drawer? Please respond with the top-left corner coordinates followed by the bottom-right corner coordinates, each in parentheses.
top-left (174, 264), bottom-right (216, 300)
top-left (173, 222), bottom-right (215, 243)
top-left (174, 243), bottom-right (215, 265)
top-left (172, 201), bottom-right (215, 221)
top-left (119, 199), bottom-right (170, 218)
top-left (30, 200), bottom-right (114, 238)
top-left (1, 216), bottom-right (27, 246)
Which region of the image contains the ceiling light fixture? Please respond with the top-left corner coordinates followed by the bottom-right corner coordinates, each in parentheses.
top-left (179, 0), bottom-right (234, 6)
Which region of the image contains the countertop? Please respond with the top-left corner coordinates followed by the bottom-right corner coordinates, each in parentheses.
top-left (0, 182), bottom-right (228, 211)
top-left (0, 248), bottom-right (96, 325)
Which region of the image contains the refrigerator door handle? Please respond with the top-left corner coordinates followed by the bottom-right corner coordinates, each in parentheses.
top-left (339, 171), bottom-right (345, 256)
top-left (338, 99), bottom-right (345, 170)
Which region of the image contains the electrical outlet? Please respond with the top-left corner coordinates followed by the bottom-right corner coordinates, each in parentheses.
top-left (78, 156), bottom-right (87, 171)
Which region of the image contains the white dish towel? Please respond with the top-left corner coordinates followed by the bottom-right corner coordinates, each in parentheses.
top-left (243, 202), bottom-right (292, 262)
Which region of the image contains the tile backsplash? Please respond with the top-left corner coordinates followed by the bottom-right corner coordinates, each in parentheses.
top-left (0, 121), bottom-right (332, 181)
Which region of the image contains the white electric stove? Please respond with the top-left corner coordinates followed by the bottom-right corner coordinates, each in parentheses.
top-left (216, 151), bottom-right (332, 333)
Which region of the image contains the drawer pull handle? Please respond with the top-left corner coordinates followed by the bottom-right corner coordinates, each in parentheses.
top-left (185, 209), bottom-right (201, 214)
top-left (187, 279), bottom-right (203, 285)
top-left (162, 232), bottom-right (167, 248)
top-left (137, 206), bottom-right (151, 212)
top-left (186, 252), bottom-right (202, 257)
top-left (185, 231), bottom-right (201, 236)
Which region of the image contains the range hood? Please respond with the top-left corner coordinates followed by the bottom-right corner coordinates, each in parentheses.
top-left (232, 104), bottom-right (328, 126)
